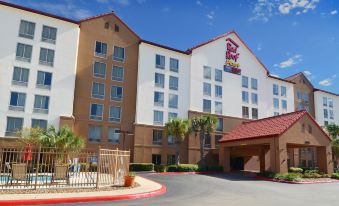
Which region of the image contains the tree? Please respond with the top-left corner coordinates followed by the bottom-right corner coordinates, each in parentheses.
top-left (39, 126), bottom-right (85, 154)
top-left (165, 118), bottom-right (189, 165)
top-left (17, 127), bottom-right (44, 146)
top-left (190, 115), bottom-right (218, 166)
top-left (326, 123), bottom-right (339, 169)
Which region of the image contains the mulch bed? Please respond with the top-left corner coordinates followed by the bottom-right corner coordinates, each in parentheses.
top-left (0, 183), bottom-right (140, 194)
top-left (256, 176), bottom-right (339, 184)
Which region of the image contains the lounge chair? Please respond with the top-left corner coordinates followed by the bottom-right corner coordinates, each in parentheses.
top-left (10, 163), bottom-right (28, 185)
top-left (52, 164), bottom-right (70, 185)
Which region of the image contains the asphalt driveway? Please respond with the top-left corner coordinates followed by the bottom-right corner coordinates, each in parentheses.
top-left (53, 173), bottom-right (339, 206)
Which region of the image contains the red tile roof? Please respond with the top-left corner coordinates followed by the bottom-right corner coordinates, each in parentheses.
top-left (220, 110), bottom-right (330, 143)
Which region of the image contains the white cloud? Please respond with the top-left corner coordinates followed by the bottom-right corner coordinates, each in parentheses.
top-left (303, 70), bottom-right (316, 80)
top-left (196, 0), bottom-right (203, 6)
top-left (206, 11), bottom-right (215, 20)
top-left (331, 10), bottom-right (338, 15)
top-left (270, 74), bottom-right (280, 78)
top-left (275, 54), bottom-right (302, 68)
top-left (319, 74), bottom-right (337, 86)
top-left (249, 0), bottom-right (320, 22)
top-left (257, 43), bottom-right (263, 51)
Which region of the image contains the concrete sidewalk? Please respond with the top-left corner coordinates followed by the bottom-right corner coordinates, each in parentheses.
top-left (0, 176), bottom-right (166, 205)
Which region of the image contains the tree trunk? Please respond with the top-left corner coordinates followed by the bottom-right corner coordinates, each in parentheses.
top-left (176, 142), bottom-right (180, 166)
top-left (200, 132), bottom-right (205, 166)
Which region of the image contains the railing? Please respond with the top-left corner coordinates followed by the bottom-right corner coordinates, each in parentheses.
top-left (0, 146), bottom-right (130, 190)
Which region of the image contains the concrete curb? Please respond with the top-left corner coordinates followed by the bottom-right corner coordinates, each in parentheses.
top-left (0, 178), bottom-right (166, 205)
top-left (256, 176), bottom-right (339, 184)
top-left (149, 171), bottom-right (223, 175)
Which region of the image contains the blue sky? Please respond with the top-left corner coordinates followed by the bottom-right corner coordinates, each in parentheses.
top-left (6, 0), bottom-right (339, 93)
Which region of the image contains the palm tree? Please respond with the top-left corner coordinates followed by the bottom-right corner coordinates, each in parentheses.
top-left (39, 126), bottom-right (85, 154)
top-left (190, 115), bottom-right (218, 166)
top-left (165, 118), bottom-right (189, 165)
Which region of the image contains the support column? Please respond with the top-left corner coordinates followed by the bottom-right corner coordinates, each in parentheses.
top-left (277, 143), bottom-right (288, 173)
top-left (259, 147), bottom-right (266, 172)
top-left (269, 141), bottom-right (276, 172)
top-left (317, 146), bottom-right (333, 174)
top-left (219, 146), bottom-right (230, 172)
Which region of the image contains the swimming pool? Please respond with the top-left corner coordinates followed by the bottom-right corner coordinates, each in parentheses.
top-left (0, 175), bottom-right (53, 182)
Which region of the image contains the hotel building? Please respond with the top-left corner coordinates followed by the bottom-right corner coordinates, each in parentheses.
top-left (0, 1), bottom-right (337, 173)
top-left (0, 2), bottom-right (79, 146)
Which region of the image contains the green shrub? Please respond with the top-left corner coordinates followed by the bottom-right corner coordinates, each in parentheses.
top-left (166, 165), bottom-right (178, 172)
top-left (274, 173), bottom-right (302, 181)
top-left (154, 165), bottom-right (167, 172)
top-left (331, 173), bottom-right (339, 179)
top-left (129, 163), bottom-right (154, 171)
top-left (304, 169), bottom-right (319, 174)
top-left (288, 167), bottom-right (303, 173)
top-left (166, 164), bottom-right (199, 172)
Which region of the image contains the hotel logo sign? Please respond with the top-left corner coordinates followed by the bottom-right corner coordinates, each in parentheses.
top-left (224, 38), bottom-right (241, 75)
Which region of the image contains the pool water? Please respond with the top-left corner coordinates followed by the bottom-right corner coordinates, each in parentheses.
top-left (0, 175), bottom-right (52, 182)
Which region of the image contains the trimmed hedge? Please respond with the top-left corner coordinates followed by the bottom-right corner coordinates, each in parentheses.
top-left (130, 163), bottom-right (154, 171)
top-left (166, 164), bottom-right (223, 172)
top-left (331, 173), bottom-right (339, 179)
top-left (288, 167), bottom-right (303, 173)
top-left (154, 165), bottom-right (167, 173)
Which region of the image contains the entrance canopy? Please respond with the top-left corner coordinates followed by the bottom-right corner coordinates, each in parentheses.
top-left (219, 111), bottom-right (333, 174)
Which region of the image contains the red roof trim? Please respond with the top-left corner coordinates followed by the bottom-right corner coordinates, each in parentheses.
top-left (80, 11), bottom-right (141, 39)
top-left (140, 40), bottom-right (189, 55)
top-left (0, 1), bottom-right (78, 24)
top-left (220, 135), bottom-right (277, 143)
top-left (314, 88), bottom-right (339, 96)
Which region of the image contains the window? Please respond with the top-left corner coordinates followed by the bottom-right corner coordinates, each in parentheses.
top-left (251, 93), bottom-right (258, 105)
top-left (9, 92), bottom-right (26, 111)
top-left (297, 91), bottom-right (302, 100)
top-left (16, 43), bottom-right (32, 62)
top-left (215, 135), bottom-right (222, 148)
top-left (273, 84), bottom-right (279, 95)
top-left (152, 130), bottom-right (163, 145)
top-left (155, 73), bottom-right (165, 88)
top-left (156, 54), bottom-right (165, 69)
top-left (242, 76), bottom-right (248, 88)
top-left (152, 154), bottom-right (161, 165)
top-left (88, 125), bottom-right (101, 143)
top-left (308, 125), bottom-right (312, 134)
top-left (323, 97), bottom-right (328, 106)
top-left (108, 128), bottom-right (120, 144)
top-left (41, 25), bottom-right (57, 44)
top-left (39, 48), bottom-right (55, 66)
top-left (273, 98), bottom-right (279, 109)
top-left (297, 102), bottom-right (303, 111)
top-left (282, 100), bottom-right (287, 110)
top-left (170, 58), bottom-right (179, 72)
top-left (324, 109), bottom-right (328, 119)
top-left (154, 110), bottom-right (164, 125)
top-left (168, 112), bottom-right (177, 120)
top-left (109, 106), bottom-right (121, 122)
top-left (92, 82), bottom-right (105, 99)
top-left (203, 66), bottom-right (211, 79)
top-left (274, 112), bottom-right (279, 116)
top-left (95, 41), bottom-right (107, 58)
top-left (168, 94), bottom-right (178, 108)
top-left (242, 91), bottom-right (249, 103)
top-left (169, 76), bottom-right (179, 90)
top-left (215, 101), bottom-right (222, 115)
top-left (154, 91), bottom-right (164, 107)
top-left (252, 108), bottom-right (258, 119)
top-left (328, 98), bottom-right (333, 108)
top-left (112, 66), bottom-right (124, 81)
top-left (324, 121), bottom-right (328, 126)
top-left (216, 118), bottom-right (223, 131)
top-left (215, 85), bottom-right (222, 98)
top-left (32, 119), bottom-right (47, 130)
top-left (281, 86), bottom-right (287, 97)
top-left (90, 103), bottom-right (103, 120)
top-left (33, 95), bottom-right (49, 114)
top-left (203, 99), bottom-right (211, 113)
top-left (167, 155), bottom-right (176, 165)
top-left (93, 62), bottom-right (106, 78)
top-left (6, 117), bottom-right (23, 136)
top-left (203, 83), bottom-right (211, 96)
top-left (19, 20), bottom-right (35, 39)
top-left (242, 106), bottom-right (249, 118)
top-left (303, 93), bottom-right (309, 104)
top-left (12, 67), bottom-right (29, 86)
top-left (167, 135), bottom-right (174, 145)
top-left (111, 86), bottom-right (123, 101)
top-left (113, 46), bottom-right (125, 62)
top-left (36, 71), bottom-right (52, 89)
top-left (251, 78), bottom-right (258, 90)
top-left (204, 135), bottom-right (211, 148)
top-left (215, 69), bottom-right (222, 82)
top-left (329, 110), bottom-right (334, 120)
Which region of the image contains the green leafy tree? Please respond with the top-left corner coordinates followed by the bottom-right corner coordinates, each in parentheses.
top-left (17, 127), bottom-right (44, 146)
top-left (189, 115), bottom-right (218, 166)
top-left (165, 118), bottom-right (189, 165)
top-left (326, 123), bottom-right (339, 170)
